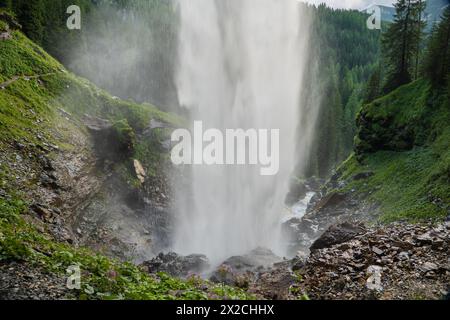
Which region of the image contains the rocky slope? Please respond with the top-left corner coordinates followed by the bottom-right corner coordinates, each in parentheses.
top-left (294, 221), bottom-right (449, 300)
top-left (140, 220), bottom-right (449, 300)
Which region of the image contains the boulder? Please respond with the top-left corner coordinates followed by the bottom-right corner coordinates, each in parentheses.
top-left (210, 247), bottom-right (280, 286)
top-left (352, 172), bottom-right (374, 181)
top-left (310, 222), bottom-right (366, 251)
top-left (84, 115), bottom-right (135, 161)
top-left (142, 252), bottom-right (210, 278)
top-left (285, 179), bottom-right (308, 206)
top-left (312, 192), bottom-right (347, 212)
top-left (218, 247), bottom-right (279, 272)
top-left (0, 31), bottom-right (11, 41)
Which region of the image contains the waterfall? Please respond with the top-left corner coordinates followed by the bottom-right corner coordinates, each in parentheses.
top-left (173, 0), bottom-right (314, 264)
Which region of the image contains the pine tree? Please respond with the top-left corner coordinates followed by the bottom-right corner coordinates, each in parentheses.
top-left (18, 0), bottom-right (46, 44)
top-left (0, 0), bottom-right (12, 9)
top-left (382, 0), bottom-right (424, 92)
top-left (364, 67), bottom-right (382, 103)
top-left (423, 7), bottom-right (450, 87)
top-left (413, 0), bottom-right (427, 80)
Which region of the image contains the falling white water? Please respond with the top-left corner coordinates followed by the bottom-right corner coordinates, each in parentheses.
top-left (174, 0), bottom-right (314, 264)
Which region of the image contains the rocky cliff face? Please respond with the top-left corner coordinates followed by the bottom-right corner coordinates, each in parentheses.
top-left (0, 12), bottom-right (179, 265)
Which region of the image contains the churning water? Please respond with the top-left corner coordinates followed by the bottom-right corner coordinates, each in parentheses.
top-left (173, 0), bottom-right (314, 264)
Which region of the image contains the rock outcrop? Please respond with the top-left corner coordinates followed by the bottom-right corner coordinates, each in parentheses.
top-left (142, 252), bottom-right (210, 278)
top-left (310, 222), bottom-right (366, 251)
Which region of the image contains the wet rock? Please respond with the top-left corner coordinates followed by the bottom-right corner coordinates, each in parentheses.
top-left (210, 264), bottom-right (243, 286)
top-left (38, 155), bottom-right (54, 171)
top-left (148, 119), bottom-right (173, 130)
top-left (30, 203), bottom-right (57, 223)
top-left (218, 248), bottom-right (280, 274)
top-left (142, 252), bottom-right (210, 278)
top-left (39, 173), bottom-right (60, 190)
top-left (251, 266), bottom-right (297, 300)
top-left (416, 232), bottom-right (433, 245)
top-left (312, 192), bottom-right (347, 212)
top-left (160, 139), bottom-right (172, 151)
top-left (13, 141), bottom-right (25, 151)
top-left (420, 262), bottom-right (439, 273)
top-left (210, 248), bottom-right (281, 286)
top-left (290, 256), bottom-right (306, 271)
top-left (310, 222), bottom-right (366, 251)
top-left (84, 115), bottom-right (113, 132)
top-left (84, 115), bottom-right (134, 161)
top-left (285, 178), bottom-right (308, 206)
top-left (372, 246), bottom-right (384, 256)
top-left (352, 172), bottom-right (374, 181)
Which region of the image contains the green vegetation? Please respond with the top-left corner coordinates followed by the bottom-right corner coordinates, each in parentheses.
top-left (0, 196), bottom-right (253, 300)
top-left (335, 79), bottom-right (449, 222)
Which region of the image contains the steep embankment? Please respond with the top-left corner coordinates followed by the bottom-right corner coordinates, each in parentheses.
top-left (0, 13), bottom-right (252, 300)
top-left (300, 80), bottom-right (449, 226)
top-left (342, 79), bottom-right (449, 221)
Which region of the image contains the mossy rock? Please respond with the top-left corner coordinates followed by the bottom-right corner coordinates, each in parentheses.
top-left (111, 119), bottom-right (136, 157)
top-left (355, 80), bottom-right (435, 155)
top-left (0, 11), bottom-right (21, 30)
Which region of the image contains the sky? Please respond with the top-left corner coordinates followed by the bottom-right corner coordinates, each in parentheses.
top-left (300, 0), bottom-right (395, 10)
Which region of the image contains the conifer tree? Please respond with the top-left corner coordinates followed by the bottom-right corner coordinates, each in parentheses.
top-left (0, 0), bottom-right (12, 9)
top-left (364, 67), bottom-right (382, 103)
top-left (423, 7), bottom-right (450, 86)
top-left (382, 0), bottom-right (425, 92)
top-left (413, 0), bottom-right (427, 80)
top-left (17, 0), bottom-right (45, 44)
